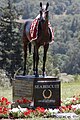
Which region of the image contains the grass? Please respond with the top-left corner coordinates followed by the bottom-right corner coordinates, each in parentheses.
top-left (61, 81), bottom-right (80, 100)
top-left (0, 86), bottom-right (12, 102)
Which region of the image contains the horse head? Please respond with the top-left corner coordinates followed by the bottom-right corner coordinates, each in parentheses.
top-left (39, 2), bottom-right (49, 23)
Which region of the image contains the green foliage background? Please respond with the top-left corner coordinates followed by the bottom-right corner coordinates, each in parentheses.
top-left (0, 0), bottom-right (80, 78)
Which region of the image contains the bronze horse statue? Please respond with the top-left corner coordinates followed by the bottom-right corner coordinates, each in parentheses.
top-left (22, 2), bottom-right (54, 77)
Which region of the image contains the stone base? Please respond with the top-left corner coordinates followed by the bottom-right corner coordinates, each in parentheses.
top-left (33, 76), bottom-right (61, 108)
top-left (12, 75), bottom-right (61, 108)
top-left (12, 75), bottom-right (34, 102)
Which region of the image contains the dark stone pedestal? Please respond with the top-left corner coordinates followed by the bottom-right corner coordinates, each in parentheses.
top-left (13, 75), bottom-right (34, 101)
top-left (33, 76), bottom-right (61, 108)
top-left (13, 75), bottom-right (61, 108)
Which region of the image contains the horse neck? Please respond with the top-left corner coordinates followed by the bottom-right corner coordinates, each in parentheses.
top-left (45, 19), bottom-right (48, 29)
top-left (42, 19), bottom-right (48, 33)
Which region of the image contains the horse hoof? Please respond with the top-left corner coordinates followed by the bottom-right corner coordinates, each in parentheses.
top-left (23, 72), bottom-right (25, 76)
top-left (35, 74), bottom-right (39, 77)
top-left (43, 72), bottom-right (46, 77)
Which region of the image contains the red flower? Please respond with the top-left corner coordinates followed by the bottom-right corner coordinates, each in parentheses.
top-left (36, 107), bottom-right (45, 113)
top-left (24, 109), bottom-right (32, 116)
top-left (0, 97), bottom-right (11, 106)
top-left (16, 98), bottom-right (32, 104)
top-left (59, 106), bottom-right (67, 112)
top-left (22, 97), bottom-right (32, 104)
top-left (73, 108), bottom-right (76, 112)
top-left (61, 106), bottom-right (66, 110)
top-left (0, 106), bottom-right (8, 115)
top-left (0, 107), bottom-right (3, 113)
top-left (22, 98), bottom-right (27, 103)
top-left (16, 99), bottom-right (23, 104)
top-left (72, 99), bottom-right (76, 104)
top-left (1, 97), bottom-right (8, 103)
top-left (66, 105), bottom-right (72, 110)
top-left (76, 97), bottom-right (79, 100)
top-left (3, 108), bottom-right (8, 114)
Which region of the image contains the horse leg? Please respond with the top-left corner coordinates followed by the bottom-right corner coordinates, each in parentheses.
top-left (35, 46), bottom-right (39, 77)
top-left (23, 43), bottom-right (27, 76)
top-left (33, 46), bottom-right (36, 75)
top-left (43, 44), bottom-right (49, 77)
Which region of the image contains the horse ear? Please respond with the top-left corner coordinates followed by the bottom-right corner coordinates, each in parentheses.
top-left (46, 2), bottom-right (49, 10)
top-left (40, 2), bottom-right (42, 8)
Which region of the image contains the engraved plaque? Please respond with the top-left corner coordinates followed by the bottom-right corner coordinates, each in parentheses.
top-left (13, 75), bottom-right (34, 102)
top-left (33, 78), bottom-right (61, 108)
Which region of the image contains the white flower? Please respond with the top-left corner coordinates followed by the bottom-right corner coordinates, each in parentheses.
top-left (53, 109), bottom-right (59, 113)
top-left (20, 108), bottom-right (27, 112)
top-left (48, 108), bottom-right (59, 114)
top-left (9, 108), bottom-right (20, 112)
top-left (18, 105), bottom-right (28, 112)
top-left (48, 108), bottom-right (54, 113)
top-left (72, 104), bottom-right (80, 110)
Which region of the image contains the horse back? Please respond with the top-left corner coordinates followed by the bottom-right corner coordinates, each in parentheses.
top-left (24, 19), bottom-right (33, 34)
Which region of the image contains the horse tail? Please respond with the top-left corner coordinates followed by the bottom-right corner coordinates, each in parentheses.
top-left (29, 42), bottom-right (31, 54)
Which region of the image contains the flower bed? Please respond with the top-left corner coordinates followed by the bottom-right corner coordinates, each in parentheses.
top-left (0, 95), bottom-right (80, 118)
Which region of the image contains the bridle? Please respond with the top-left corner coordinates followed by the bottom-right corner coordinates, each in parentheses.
top-left (39, 2), bottom-right (49, 23)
